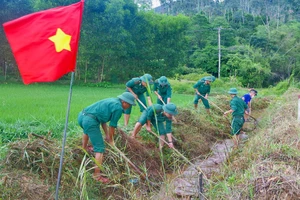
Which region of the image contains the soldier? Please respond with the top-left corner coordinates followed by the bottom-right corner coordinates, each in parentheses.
top-left (78, 92), bottom-right (136, 183)
top-left (153, 76), bottom-right (172, 105)
top-left (223, 88), bottom-right (248, 149)
top-left (193, 77), bottom-right (213, 114)
top-left (131, 103), bottom-right (178, 149)
top-left (124, 74), bottom-right (153, 126)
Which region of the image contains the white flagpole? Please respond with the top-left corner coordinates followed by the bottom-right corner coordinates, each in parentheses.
top-left (55, 72), bottom-right (75, 200)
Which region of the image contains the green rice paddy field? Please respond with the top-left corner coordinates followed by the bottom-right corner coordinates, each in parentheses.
top-left (0, 83), bottom-right (194, 142)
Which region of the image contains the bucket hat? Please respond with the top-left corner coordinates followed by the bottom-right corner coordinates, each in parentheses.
top-left (141, 74), bottom-right (153, 84)
top-left (228, 88), bottom-right (238, 94)
top-left (158, 76), bottom-right (168, 86)
top-left (210, 76), bottom-right (216, 82)
top-left (118, 92), bottom-right (136, 105)
top-left (162, 103), bottom-right (178, 116)
top-left (204, 77), bottom-right (213, 82)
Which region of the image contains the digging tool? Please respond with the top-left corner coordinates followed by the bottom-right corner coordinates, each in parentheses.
top-left (243, 114), bottom-right (259, 131)
top-left (197, 93), bottom-right (258, 122)
top-left (197, 93), bottom-right (226, 113)
top-left (197, 93), bottom-right (258, 132)
top-left (148, 130), bottom-right (207, 180)
top-left (107, 143), bottom-right (147, 180)
top-left (136, 98), bottom-right (147, 110)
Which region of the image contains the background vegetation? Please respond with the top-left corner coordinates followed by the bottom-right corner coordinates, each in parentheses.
top-left (1, 0), bottom-right (300, 87)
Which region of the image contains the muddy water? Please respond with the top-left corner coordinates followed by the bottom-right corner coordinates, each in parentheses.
top-left (154, 139), bottom-right (235, 199)
top-left (173, 139), bottom-right (234, 197)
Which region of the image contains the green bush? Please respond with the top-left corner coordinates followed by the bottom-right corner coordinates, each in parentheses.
top-left (174, 66), bottom-right (204, 76)
top-left (272, 80), bottom-right (289, 95)
top-left (180, 72), bottom-right (212, 81)
top-left (169, 76), bottom-right (243, 95)
top-left (211, 78), bottom-right (224, 88)
top-left (220, 76), bottom-right (242, 88)
top-left (294, 82), bottom-right (300, 89)
top-left (169, 79), bottom-right (194, 94)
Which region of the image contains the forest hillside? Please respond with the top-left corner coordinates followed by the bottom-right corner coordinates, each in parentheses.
top-left (1, 0), bottom-right (300, 87)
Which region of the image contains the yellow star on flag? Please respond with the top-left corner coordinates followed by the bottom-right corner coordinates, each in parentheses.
top-left (48, 28), bottom-right (71, 52)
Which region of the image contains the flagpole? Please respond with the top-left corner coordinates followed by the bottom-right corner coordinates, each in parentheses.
top-left (55, 72), bottom-right (75, 200)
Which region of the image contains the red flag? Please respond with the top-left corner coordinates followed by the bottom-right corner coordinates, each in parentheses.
top-left (3, 1), bottom-right (84, 84)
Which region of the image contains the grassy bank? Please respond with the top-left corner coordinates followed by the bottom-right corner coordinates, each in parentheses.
top-left (206, 87), bottom-right (300, 199)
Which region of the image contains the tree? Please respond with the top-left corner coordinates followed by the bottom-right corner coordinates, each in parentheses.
top-left (0, 0), bottom-right (33, 80)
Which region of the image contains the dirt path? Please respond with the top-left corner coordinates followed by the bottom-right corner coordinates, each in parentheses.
top-left (172, 139), bottom-right (234, 198)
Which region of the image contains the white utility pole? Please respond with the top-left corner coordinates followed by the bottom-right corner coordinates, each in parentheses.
top-left (218, 26), bottom-right (222, 79)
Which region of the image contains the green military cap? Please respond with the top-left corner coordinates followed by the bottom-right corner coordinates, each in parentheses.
top-left (204, 77), bottom-right (213, 82)
top-left (118, 92), bottom-right (136, 105)
top-left (210, 76), bottom-right (216, 82)
top-left (163, 103), bottom-right (178, 116)
top-left (228, 88), bottom-right (238, 94)
top-left (141, 74), bottom-right (153, 84)
top-left (158, 76), bottom-right (168, 86)
top-left (201, 76), bottom-right (216, 82)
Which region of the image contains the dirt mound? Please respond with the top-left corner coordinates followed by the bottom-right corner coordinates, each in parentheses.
top-left (252, 96), bottom-right (271, 110)
top-left (1, 135), bottom-right (85, 198)
top-left (116, 129), bottom-right (162, 178)
top-left (4, 137), bottom-right (63, 181)
top-left (174, 108), bottom-right (230, 158)
top-left (254, 167), bottom-right (300, 199)
top-left (0, 171), bottom-right (52, 200)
